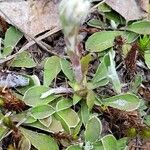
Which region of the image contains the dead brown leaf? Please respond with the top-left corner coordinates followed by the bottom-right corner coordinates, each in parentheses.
top-left (0, 89), bottom-right (26, 112)
top-left (105, 0), bottom-right (149, 21)
top-left (0, 0), bottom-right (60, 37)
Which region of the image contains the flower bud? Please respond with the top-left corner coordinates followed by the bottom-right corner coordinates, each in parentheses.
top-left (59, 0), bottom-right (90, 50)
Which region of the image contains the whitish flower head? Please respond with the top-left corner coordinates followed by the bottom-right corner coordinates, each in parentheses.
top-left (59, 0), bottom-right (90, 37)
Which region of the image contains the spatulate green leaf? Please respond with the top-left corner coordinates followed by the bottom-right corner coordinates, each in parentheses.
top-left (23, 86), bottom-right (56, 107)
top-left (85, 116), bottom-right (102, 143)
top-left (20, 128), bottom-right (59, 150)
top-left (101, 134), bottom-right (117, 150)
top-left (44, 56), bottom-right (61, 86)
top-left (92, 55), bottom-right (108, 83)
top-left (103, 93), bottom-right (141, 111)
top-left (86, 31), bottom-right (138, 53)
top-left (127, 20), bottom-right (150, 34)
top-left (86, 90), bottom-right (95, 110)
top-left (86, 31), bottom-right (120, 52)
top-left (87, 19), bottom-right (106, 29)
top-left (81, 54), bottom-right (92, 75)
top-left (98, 2), bottom-right (111, 12)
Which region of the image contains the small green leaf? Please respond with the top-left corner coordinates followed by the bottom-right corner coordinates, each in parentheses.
top-left (81, 54), bottom-right (92, 75)
top-left (56, 98), bottom-right (73, 112)
top-left (106, 10), bottom-right (126, 25)
top-left (66, 145), bottom-right (82, 150)
top-left (20, 128), bottom-right (59, 150)
top-left (87, 19), bottom-right (106, 29)
top-left (30, 105), bottom-right (55, 119)
top-left (86, 31), bottom-right (137, 53)
top-left (60, 58), bottom-right (75, 81)
top-left (3, 26), bottom-right (23, 57)
top-left (101, 134), bottom-right (117, 150)
top-left (11, 51), bottom-right (36, 68)
top-left (86, 31), bottom-right (120, 52)
top-left (86, 90), bottom-right (95, 110)
top-left (44, 56), bottom-right (61, 86)
top-left (122, 31), bottom-right (139, 43)
top-left (103, 93), bottom-right (141, 111)
top-left (92, 55), bottom-right (108, 83)
top-left (23, 86), bottom-right (56, 107)
top-left (127, 20), bottom-right (150, 34)
top-left (85, 116), bottom-right (102, 143)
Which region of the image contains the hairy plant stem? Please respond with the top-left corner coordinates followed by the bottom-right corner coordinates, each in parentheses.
top-left (68, 50), bottom-right (83, 85)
